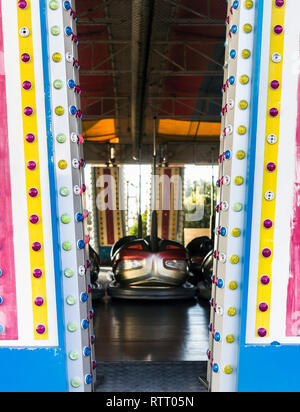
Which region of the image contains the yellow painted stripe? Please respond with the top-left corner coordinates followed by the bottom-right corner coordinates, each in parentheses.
top-left (255, 4), bottom-right (286, 336)
top-left (17, 1), bottom-right (48, 340)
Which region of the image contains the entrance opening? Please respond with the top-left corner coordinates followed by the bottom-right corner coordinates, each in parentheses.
top-left (79, 0), bottom-right (227, 392)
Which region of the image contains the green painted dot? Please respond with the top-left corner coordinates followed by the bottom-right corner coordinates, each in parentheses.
top-left (66, 296), bottom-right (76, 306)
top-left (49, 0), bottom-right (59, 10)
top-left (62, 241), bottom-right (72, 251)
top-left (61, 214), bottom-right (71, 224)
top-left (64, 268), bottom-right (74, 278)
top-left (53, 79), bottom-right (63, 90)
top-left (67, 322), bottom-right (77, 333)
top-left (69, 351), bottom-right (79, 361)
top-left (71, 377), bottom-right (81, 388)
top-left (56, 133), bottom-right (66, 143)
top-left (233, 202), bottom-right (243, 212)
top-left (50, 25), bottom-right (60, 36)
top-left (60, 186), bottom-right (70, 197)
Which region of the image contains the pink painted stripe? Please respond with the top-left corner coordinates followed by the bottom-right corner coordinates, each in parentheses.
top-left (0, 4), bottom-right (18, 340)
top-left (286, 39), bottom-right (300, 337)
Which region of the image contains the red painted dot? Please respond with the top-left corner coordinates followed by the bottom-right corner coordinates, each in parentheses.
top-left (274, 25), bottom-right (283, 34)
top-left (259, 302), bottom-right (269, 312)
top-left (32, 242), bottom-right (42, 252)
top-left (275, 0), bottom-right (284, 7)
top-left (266, 162), bottom-right (276, 172)
top-left (269, 107), bottom-right (279, 117)
top-left (33, 268), bottom-right (43, 279)
top-left (257, 327), bottom-right (267, 337)
top-left (263, 219), bottom-right (273, 229)
top-left (27, 161), bottom-right (37, 171)
top-left (24, 106), bottom-right (33, 116)
top-left (21, 53), bottom-right (31, 63)
top-left (22, 80), bottom-right (32, 90)
top-left (36, 324), bottom-right (46, 335)
top-left (18, 0), bottom-right (28, 9)
top-left (28, 188), bottom-right (38, 198)
top-left (25, 133), bottom-right (35, 143)
top-left (29, 215), bottom-right (39, 224)
top-left (260, 275), bottom-right (270, 285)
top-left (270, 80), bottom-right (280, 89)
top-left (34, 297), bottom-right (44, 307)
top-left (262, 248), bottom-right (272, 258)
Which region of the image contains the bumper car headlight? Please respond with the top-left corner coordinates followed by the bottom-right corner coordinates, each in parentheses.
top-left (164, 260), bottom-right (188, 271)
top-left (116, 259), bottom-right (145, 272)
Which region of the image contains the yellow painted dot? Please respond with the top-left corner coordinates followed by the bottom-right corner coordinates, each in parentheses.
top-left (58, 160), bottom-right (68, 170)
top-left (52, 52), bottom-right (62, 62)
top-left (232, 228), bottom-right (241, 237)
top-left (237, 125), bottom-right (247, 135)
top-left (234, 176), bottom-right (244, 186)
top-left (229, 281), bottom-right (238, 290)
top-left (226, 334), bottom-right (235, 343)
top-left (236, 150), bottom-right (245, 160)
top-left (224, 365), bottom-right (233, 375)
top-left (239, 100), bottom-right (248, 110)
top-left (227, 307), bottom-right (237, 317)
top-left (55, 106), bottom-right (65, 116)
top-left (243, 23), bottom-right (252, 33)
top-left (241, 49), bottom-right (251, 59)
top-left (240, 74), bottom-right (249, 85)
top-left (230, 255), bottom-right (239, 264)
top-left (244, 0), bottom-right (253, 8)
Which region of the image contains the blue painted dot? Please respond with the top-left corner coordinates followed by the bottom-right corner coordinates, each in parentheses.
top-left (0, 325), bottom-right (5, 334)
top-left (214, 332), bottom-right (221, 342)
top-left (231, 25), bottom-right (238, 34)
top-left (83, 346), bottom-right (91, 357)
top-left (78, 240), bottom-right (85, 249)
top-left (82, 319), bottom-right (89, 329)
top-left (80, 293), bottom-right (88, 303)
top-left (64, 1), bottom-right (71, 10)
top-left (212, 363), bottom-right (219, 373)
top-left (76, 213), bottom-right (83, 222)
top-left (68, 79), bottom-right (75, 89)
top-left (232, 1), bottom-right (239, 9)
top-left (65, 26), bottom-right (72, 36)
top-left (70, 105), bottom-right (77, 115)
top-left (230, 49), bottom-right (237, 59)
top-left (0, 269), bottom-right (3, 277)
top-left (0, 297), bottom-right (3, 305)
top-left (220, 227), bottom-right (227, 237)
top-left (217, 279), bottom-right (224, 289)
top-left (225, 150), bottom-right (231, 159)
top-left (85, 374), bottom-right (93, 385)
top-left (229, 76), bottom-right (235, 85)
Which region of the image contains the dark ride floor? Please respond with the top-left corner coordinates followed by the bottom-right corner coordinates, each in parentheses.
top-left (93, 293), bottom-right (210, 392)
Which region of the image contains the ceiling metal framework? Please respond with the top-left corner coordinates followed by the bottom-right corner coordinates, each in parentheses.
top-left (77, 0), bottom-right (226, 163)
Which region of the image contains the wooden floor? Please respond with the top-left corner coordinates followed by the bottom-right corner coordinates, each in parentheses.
top-left (93, 296), bottom-right (210, 362)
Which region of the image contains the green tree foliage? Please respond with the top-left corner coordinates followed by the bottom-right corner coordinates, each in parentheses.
top-left (129, 210), bottom-right (148, 237)
top-left (184, 179), bottom-right (216, 228)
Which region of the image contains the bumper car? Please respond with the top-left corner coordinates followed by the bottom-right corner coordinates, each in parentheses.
top-left (107, 213), bottom-right (197, 300)
top-left (89, 245), bottom-right (106, 300)
top-left (186, 236), bottom-right (213, 286)
top-left (186, 236), bottom-right (213, 300)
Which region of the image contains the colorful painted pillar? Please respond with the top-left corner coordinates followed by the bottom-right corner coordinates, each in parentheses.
top-left (150, 167), bottom-right (185, 243)
top-left (92, 166), bottom-right (126, 257)
top-left (209, 0), bottom-right (300, 392)
top-left (0, 0), bottom-right (95, 392)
